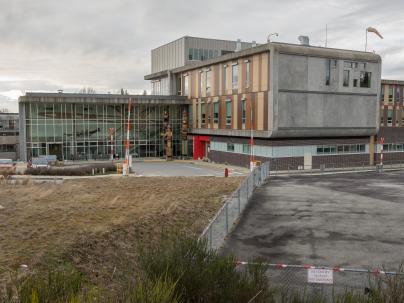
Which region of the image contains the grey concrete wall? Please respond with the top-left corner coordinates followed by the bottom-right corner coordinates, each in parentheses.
top-left (271, 50), bottom-right (381, 138)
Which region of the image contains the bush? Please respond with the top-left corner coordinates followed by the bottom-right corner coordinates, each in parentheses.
top-left (25, 164), bottom-right (116, 176)
top-left (137, 232), bottom-right (272, 303)
top-left (4, 265), bottom-right (84, 303)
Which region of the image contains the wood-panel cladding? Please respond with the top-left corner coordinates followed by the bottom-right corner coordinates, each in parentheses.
top-left (183, 51), bottom-right (270, 132)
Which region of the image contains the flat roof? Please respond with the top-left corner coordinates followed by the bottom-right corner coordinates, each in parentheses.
top-left (381, 79), bottom-right (404, 85)
top-left (19, 93), bottom-right (189, 105)
top-left (145, 42), bottom-right (381, 80)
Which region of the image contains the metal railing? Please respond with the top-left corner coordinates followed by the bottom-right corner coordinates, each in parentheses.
top-left (270, 160), bottom-right (404, 176)
top-left (199, 162), bottom-right (270, 251)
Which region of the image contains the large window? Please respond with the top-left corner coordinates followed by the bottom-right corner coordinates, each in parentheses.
top-left (387, 109), bottom-right (393, 126)
top-left (201, 101), bottom-right (206, 125)
top-left (383, 143), bottom-right (404, 152)
top-left (245, 61), bottom-right (250, 88)
top-left (242, 99), bottom-right (246, 126)
top-left (223, 65), bottom-right (227, 91)
top-left (206, 70), bottom-right (212, 95)
top-left (232, 64), bottom-right (238, 89)
top-left (242, 143), bottom-right (250, 154)
top-left (183, 75), bottom-right (189, 96)
top-left (343, 70), bottom-right (350, 87)
top-left (226, 99), bottom-right (232, 126)
top-left (213, 102), bottom-right (219, 124)
top-left (388, 86), bottom-right (393, 102)
top-left (360, 71), bottom-right (371, 88)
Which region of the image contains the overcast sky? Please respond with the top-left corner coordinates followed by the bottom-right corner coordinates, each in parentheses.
top-left (1, 0), bottom-right (404, 111)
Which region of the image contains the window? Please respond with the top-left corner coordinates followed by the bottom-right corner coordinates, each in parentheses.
top-left (227, 143), bottom-right (235, 152)
top-left (245, 61), bottom-right (250, 88)
top-left (343, 70), bottom-right (350, 87)
top-left (223, 65), bottom-right (227, 91)
top-left (201, 101), bottom-right (206, 125)
top-left (214, 50), bottom-right (219, 58)
top-left (193, 49), bottom-right (198, 60)
top-left (388, 86), bottom-right (394, 102)
top-left (316, 144), bottom-right (366, 155)
top-left (199, 49), bottom-right (203, 60)
top-left (325, 59), bottom-right (331, 86)
top-left (402, 110), bottom-right (404, 125)
top-left (232, 64), bottom-right (238, 89)
top-left (226, 99), bottom-right (232, 126)
top-left (208, 50), bottom-right (213, 59)
top-left (203, 49), bottom-right (208, 61)
top-left (207, 102), bottom-right (211, 124)
top-left (242, 99), bottom-right (247, 125)
top-left (387, 109), bottom-right (393, 126)
top-left (213, 102), bottom-right (219, 124)
top-left (353, 79), bottom-right (358, 87)
top-left (188, 49), bottom-right (193, 60)
top-left (360, 71), bottom-right (371, 88)
top-left (183, 75), bottom-right (189, 96)
top-left (344, 61), bottom-right (353, 68)
top-left (242, 144), bottom-right (250, 154)
top-left (206, 70), bottom-right (212, 95)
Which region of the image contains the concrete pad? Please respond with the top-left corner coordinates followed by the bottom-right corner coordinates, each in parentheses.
top-left (221, 170), bottom-right (404, 270)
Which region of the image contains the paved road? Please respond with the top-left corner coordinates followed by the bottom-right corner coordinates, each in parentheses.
top-left (132, 161), bottom-right (248, 177)
top-left (221, 170), bottom-right (404, 270)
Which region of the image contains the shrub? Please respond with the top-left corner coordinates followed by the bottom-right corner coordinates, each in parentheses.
top-left (25, 164), bottom-right (116, 176)
top-left (137, 232), bottom-right (272, 303)
top-left (4, 265), bottom-right (84, 303)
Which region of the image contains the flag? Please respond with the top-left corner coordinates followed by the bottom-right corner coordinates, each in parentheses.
top-left (367, 27), bottom-right (383, 39)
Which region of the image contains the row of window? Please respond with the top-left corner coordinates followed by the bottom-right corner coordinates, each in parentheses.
top-left (316, 144), bottom-right (366, 155)
top-left (326, 60), bottom-right (371, 88)
top-left (0, 120), bottom-right (18, 130)
top-left (0, 144), bottom-right (16, 152)
top-left (343, 70), bottom-right (371, 88)
top-left (381, 86), bottom-right (404, 103)
top-left (197, 99), bottom-right (248, 126)
top-left (382, 143), bottom-right (404, 152)
top-left (188, 48), bottom-right (223, 61)
top-left (182, 60), bottom-right (250, 96)
top-left (381, 109), bottom-right (404, 126)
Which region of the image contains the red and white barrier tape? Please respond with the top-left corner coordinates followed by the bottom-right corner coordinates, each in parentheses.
top-left (235, 261), bottom-right (403, 276)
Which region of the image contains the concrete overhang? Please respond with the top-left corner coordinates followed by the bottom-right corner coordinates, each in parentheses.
top-left (381, 79), bottom-right (404, 85)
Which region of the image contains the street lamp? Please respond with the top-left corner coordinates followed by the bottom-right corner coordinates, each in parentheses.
top-left (267, 33), bottom-right (279, 43)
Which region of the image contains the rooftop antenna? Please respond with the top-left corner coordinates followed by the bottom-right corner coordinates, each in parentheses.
top-left (267, 33), bottom-right (279, 43)
top-left (325, 24), bottom-right (328, 47)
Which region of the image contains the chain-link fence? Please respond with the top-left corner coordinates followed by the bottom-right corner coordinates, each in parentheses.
top-left (236, 262), bottom-right (404, 301)
top-left (199, 162), bottom-right (270, 251)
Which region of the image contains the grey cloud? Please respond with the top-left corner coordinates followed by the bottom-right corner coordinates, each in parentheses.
top-left (0, 0), bottom-right (403, 111)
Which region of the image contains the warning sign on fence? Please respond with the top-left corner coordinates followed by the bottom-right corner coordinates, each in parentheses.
top-left (307, 268), bottom-right (333, 284)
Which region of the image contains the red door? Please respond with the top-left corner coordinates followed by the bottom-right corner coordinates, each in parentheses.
top-left (193, 136), bottom-right (210, 160)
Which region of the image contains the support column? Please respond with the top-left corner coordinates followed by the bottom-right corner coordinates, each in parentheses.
top-left (369, 135), bottom-right (375, 166)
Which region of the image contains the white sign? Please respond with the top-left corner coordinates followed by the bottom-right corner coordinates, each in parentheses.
top-left (307, 268), bottom-right (333, 284)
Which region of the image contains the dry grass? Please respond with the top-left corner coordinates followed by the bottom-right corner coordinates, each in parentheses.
top-left (0, 176), bottom-right (242, 291)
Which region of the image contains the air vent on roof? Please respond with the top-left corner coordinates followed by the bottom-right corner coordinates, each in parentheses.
top-left (298, 36), bottom-right (310, 46)
top-left (57, 89), bottom-right (63, 93)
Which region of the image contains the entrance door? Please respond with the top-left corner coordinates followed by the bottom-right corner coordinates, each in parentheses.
top-left (48, 143), bottom-right (63, 161)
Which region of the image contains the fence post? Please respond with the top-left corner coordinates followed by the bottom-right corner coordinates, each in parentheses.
top-left (246, 176), bottom-right (249, 199)
top-left (225, 203), bottom-right (229, 233)
top-left (238, 189), bottom-right (241, 215)
top-left (209, 226), bottom-right (213, 250)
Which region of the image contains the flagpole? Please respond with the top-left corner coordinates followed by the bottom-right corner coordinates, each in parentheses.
top-left (365, 28), bottom-right (368, 52)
